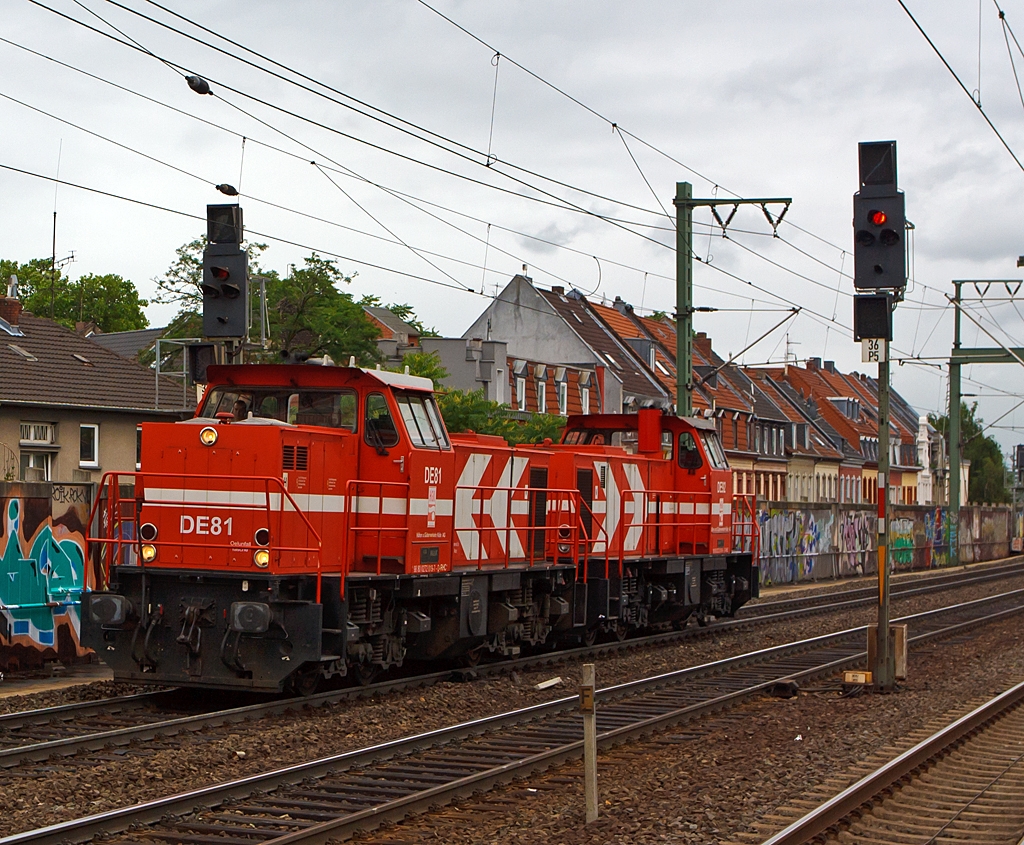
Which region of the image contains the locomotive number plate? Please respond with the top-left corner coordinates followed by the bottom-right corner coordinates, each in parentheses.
top-left (180, 514), bottom-right (234, 536)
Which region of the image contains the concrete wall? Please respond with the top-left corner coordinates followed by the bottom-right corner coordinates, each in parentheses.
top-left (0, 407), bottom-right (174, 484)
top-left (418, 338), bottom-right (508, 403)
top-left (0, 480), bottom-right (93, 668)
top-left (757, 501), bottom-right (1017, 585)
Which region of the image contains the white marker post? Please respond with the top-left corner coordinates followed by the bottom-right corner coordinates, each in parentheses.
top-left (581, 663), bottom-right (598, 823)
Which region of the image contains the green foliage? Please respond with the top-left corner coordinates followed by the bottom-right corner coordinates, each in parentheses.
top-left (1, 259), bottom-right (148, 332)
top-left (436, 389), bottom-right (567, 445)
top-left (264, 254), bottom-right (379, 365)
top-left (394, 350), bottom-right (449, 386)
top-left (928, 401), bottom-right (1009, 504)
top-left (155, 240), bottom-right (379, 366)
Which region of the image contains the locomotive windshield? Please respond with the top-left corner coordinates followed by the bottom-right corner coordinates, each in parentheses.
top-left (395, 392), bottom-right (450, 450)
top-left (200, 387), bottom-right (358, 430)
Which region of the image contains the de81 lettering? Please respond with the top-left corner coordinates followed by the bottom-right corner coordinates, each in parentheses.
top-left (423, 466), bottom-right (442, 485)
top-left (180, 514), bottom-right (233, 536)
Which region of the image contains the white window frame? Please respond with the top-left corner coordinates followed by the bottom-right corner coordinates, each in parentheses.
top-left (557, 381), bottom-right (568, 416)
top-left (536, 381), bottom-right (546, 414)
top-left (79, 423), bottom-right (100, 468)
top-left (580, 387), bottom-right (590, 415)
top-left (516, 377), bottom-right (527, 412)
top-left (20, 450), bottom-right (52, 481)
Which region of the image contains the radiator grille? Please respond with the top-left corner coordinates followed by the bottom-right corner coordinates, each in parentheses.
top-left (282, 445), bottom-right (309, 471)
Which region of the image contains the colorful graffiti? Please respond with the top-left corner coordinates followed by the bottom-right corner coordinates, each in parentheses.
top-left (758, 507), bottom-right (837, 585)
top-left (1, 484), bottom-right (90, 669)
top-left (922, 507), bottom-right (953, 569)
top-left (757, 502), bottom-right (1018, 585)
top-left (890, 518), bottom-right (914, 568)
top-left (837, 510), bottom-right (874, 576)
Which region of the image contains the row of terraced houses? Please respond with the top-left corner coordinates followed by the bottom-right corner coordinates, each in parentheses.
top-left (379, 274), bottom-right (956, 508)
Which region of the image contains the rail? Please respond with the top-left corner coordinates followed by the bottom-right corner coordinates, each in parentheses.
top-left (87, 471), bottom-right (324, 598)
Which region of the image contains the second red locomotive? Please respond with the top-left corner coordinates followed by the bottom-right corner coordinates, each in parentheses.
top-left (82, 363), bottom-right (758, 692)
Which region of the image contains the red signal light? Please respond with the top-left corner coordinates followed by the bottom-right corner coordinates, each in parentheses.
top-left (869, 210), bottom-right (887, 226)
top-left (211, 266), bottom-right (231, 281)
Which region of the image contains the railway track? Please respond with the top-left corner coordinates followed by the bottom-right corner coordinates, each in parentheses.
top-left (0, 560), bottom-right (1020, 772)
top-left (758, 676), bottom-right (1024, 844)
top-left (6, 588), bottom-right (1023, 845)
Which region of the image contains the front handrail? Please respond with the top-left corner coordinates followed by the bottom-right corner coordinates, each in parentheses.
top-left (87, 471), bottom-right (324, 598)
top-left (343, 479), bottom-right (411, 585)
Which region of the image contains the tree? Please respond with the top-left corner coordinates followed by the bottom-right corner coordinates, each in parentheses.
top-left (929, 402), bottom-right (1009, 504)
top-left (436, 388), bottom-right (567, 445)
top-left (394, 350), bottom-right (449, 386)
top-left (263, 254), bottom-right (379, 365)
top-left (0, 259), bottom-right (148, 332)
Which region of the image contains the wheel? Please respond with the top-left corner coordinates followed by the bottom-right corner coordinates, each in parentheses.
top-left (582, 628), bottom-right (598, 647)
top-left (290, 667), bottom-right (322, 697)
top-left (355, 663), bottom-right (380, 686)
top-left (614, 623), bottom-right (629, 642)
top-left (460, 646), bottom-right (485, 668)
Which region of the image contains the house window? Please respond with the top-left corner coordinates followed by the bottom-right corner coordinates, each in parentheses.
top-left (136, 425), bottom-right (142, 471)
top-left (580, 387), bottom-right (590, 415)
top-left (19, 421), bottom-right (56, 481)
top-left (557, 382), bottom-right (568, 416)
top-left (20, 451), bottom-right (51, 481)
top-left (80, 424), bottom-right (99, 468)
top-left (20, 422), bottom-right (55, 445)
top-left (536, 381), bottom-right (546, 414)
top-left (516, 377), bottom-right (527, 411)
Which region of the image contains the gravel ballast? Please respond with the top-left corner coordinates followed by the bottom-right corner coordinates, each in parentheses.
top-left (0, 570), bottom-right (1021, 839)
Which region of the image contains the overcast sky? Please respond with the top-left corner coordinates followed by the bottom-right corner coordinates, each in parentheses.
top-left (3, 1), bottom-right (1024, 454)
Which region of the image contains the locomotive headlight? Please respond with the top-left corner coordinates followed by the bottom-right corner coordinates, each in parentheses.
top-left (254, 527), bottom-right (270, 546)
top-left (139, 522), bottom-right (158, 542)
top-left (253, 548), bottom-right (271, 567)
top-left (199, 426), bottom-right (218, 446)
top-left (141, 544), bottom-right (158, 562)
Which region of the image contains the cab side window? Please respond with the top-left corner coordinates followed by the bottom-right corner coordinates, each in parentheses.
top-left (365, 393), bottom-right (400, 448)
top-left (678, 431), bottom-right (703, 470)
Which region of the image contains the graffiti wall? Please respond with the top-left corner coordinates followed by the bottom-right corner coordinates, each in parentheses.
top-left (758, 501), bottom-right (1015, 585)
top-left (0, 481), bottom-right (92, 669)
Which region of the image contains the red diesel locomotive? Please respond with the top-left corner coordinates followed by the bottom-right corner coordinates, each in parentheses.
top-left (82, 363), bottom-right (758, 692)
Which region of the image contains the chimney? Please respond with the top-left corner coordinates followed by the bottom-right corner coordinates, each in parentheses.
top-left (550, 285), bottom-right (564, 296)
top-left (807, 357), bottom-right (821, 370)
top-left (613, 295), bottom-right (631, 315)
top-left (824, 360), bottom-right (836, 373)
top-left (0, 299), bottom-right (22, 326)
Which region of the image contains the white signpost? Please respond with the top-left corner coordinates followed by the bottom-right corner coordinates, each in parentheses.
top-left (862, 337), bottom-right (886, 363)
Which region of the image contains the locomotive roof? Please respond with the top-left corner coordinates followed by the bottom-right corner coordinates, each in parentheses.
top-left (205, 364), bottom-right (434, 393)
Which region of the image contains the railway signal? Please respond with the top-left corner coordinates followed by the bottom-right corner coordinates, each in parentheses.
top-left (202, 204), bottom-right (248, 339)
top-left (852, 141), bottom-right (907, 694)
top-left (853, 141), bottom-right (906, 291)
